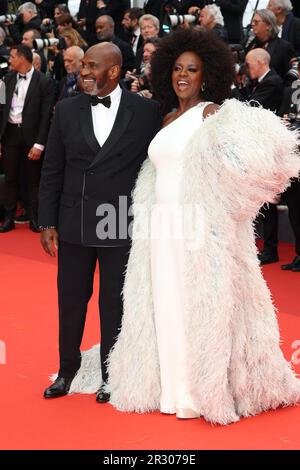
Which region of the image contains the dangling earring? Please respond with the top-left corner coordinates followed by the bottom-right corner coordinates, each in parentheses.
top-left (201, 82), bottom-right (206, 92)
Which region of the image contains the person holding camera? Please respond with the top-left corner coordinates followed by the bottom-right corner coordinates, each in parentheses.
top-left (8, 3), bottom-right (42, 45)
top-left (198, 3), bottom-right (228, 41)
top-left (126, 37), bottom-right (159, 99)
top-left (245, 9), bottom-right (296, 80)
top-left (0, 44), bottom-right (55, 233)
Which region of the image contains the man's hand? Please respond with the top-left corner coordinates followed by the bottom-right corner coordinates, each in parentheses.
top-left (97, 1), bottom-right (106, 8)
top-left (40, 228), bottom-right (59, 257)
top-left (28, 147), bottom-right (43, 160)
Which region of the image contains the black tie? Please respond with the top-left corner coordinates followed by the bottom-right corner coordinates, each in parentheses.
top-left (18, 74), bottom-right (27, 80)
top-left (90, 95), bottom-right (111, 108)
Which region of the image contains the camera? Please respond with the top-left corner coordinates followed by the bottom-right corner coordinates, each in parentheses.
top-left (0, 14), bottom-right (17, 23)
top-left (33, 37), bottom-right (67, 51)
top-left (40, 20), bottom-right (56, 34)
top-left (162, 13), bottom-right (199, 34)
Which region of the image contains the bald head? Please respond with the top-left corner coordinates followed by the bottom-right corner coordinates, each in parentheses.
top-left (95, 15), bottom-right (115, 42)
top-left (32, 52), bottom-right (41, 71)
top-left (86, 42), bottom-right (122, 69)
top-left (64, 46), bottom-right (84, 74)
top-left (246, 48), bottom-right (271, 80)
top-left (247, 48), bottom-right (271, 66)
top-left (81, 42), bottom-right (122, 97)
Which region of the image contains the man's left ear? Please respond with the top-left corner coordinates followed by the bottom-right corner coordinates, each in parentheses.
top-left (110, 65), bottom-right (121, 79)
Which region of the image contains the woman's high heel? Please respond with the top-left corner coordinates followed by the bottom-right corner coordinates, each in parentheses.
top-left (176, 408), bottom-right (200, 419)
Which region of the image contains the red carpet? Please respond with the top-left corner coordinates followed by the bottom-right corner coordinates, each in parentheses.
top-left (0, 225), bottom-right (300, 450)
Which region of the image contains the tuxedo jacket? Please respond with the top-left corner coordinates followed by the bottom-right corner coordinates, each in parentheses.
top-left (282, 13), bottom-right (300, 56)
top-left (38, 90), bottom-right (162, 247)
top-left (0, 70), bottom-right (55, 147)
top-left (248, 70), bottom-right (284, 114)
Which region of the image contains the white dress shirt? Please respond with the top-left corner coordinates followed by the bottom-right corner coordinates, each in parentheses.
top-left (91, 84), bottom-right (122, 147)
top-left (258, 68), bottom-right (271, 83)
top-left (9, 66), bottom-right (34, 125)
top-left (9, 66), bottom-right (44, 151)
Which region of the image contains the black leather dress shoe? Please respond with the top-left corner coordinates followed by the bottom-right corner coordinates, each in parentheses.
top-left (29, 219), bottom-right (40, 233)
top-left (0, 219), bottom-right (15, 233)
top-left (96, 384), bottom-right (110, 403)
top-left (44, 376), bottom-right (73, 398)
top-left (258, 251), bottom-right (279, 265)
top-left (281, 256), bottom-right (300, 271)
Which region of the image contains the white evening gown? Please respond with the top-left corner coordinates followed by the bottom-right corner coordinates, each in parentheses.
top-left (148, 102), bottom-right (210, 414)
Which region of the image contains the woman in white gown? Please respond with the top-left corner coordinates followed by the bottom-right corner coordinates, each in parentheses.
top-left (70, 29), bottom-right (300, 424)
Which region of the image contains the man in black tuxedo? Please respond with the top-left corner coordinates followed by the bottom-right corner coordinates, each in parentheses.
top-left (39, 42), bottom-right (162, 401)
top-left (246, 48), bottom-right (284, 265)
top-left (94, 15), bottom-right (135, 77)
top-left (245, 48), bottom-right (283, 112)
top-left (0, 44), bottom-right (55, 233)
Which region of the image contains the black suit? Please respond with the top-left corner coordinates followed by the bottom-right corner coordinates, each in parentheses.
top-left (39, 89), bottom-right (162, 381)
top-left (0, 70), bottom-right (55, 221)
top-left (248, 69), bottom-right (283, 113)
top-left (282, 13), bottom-right (300, 56)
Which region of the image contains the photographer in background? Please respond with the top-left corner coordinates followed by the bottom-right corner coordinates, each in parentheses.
top-left (267, 0), bottom-right (300, 55)
top-left (8, 3), bottom-right (42, 45)
top-left (198, 3), bottom-right (228, 41)
top-left (291, 0), bottom-right (300, 18)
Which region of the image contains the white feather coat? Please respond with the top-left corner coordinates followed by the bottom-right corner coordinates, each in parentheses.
top-left (70, 99), bottom-right (300, 425)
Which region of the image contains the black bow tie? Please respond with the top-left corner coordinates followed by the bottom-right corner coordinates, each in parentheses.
top-left (90, 95), bottom-right (111, 108)
top-left (18, 74), bottom-right (27, 80)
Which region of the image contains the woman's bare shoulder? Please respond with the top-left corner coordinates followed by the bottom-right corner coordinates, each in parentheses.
top-left (203, 103), bottom-right (220, 120)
